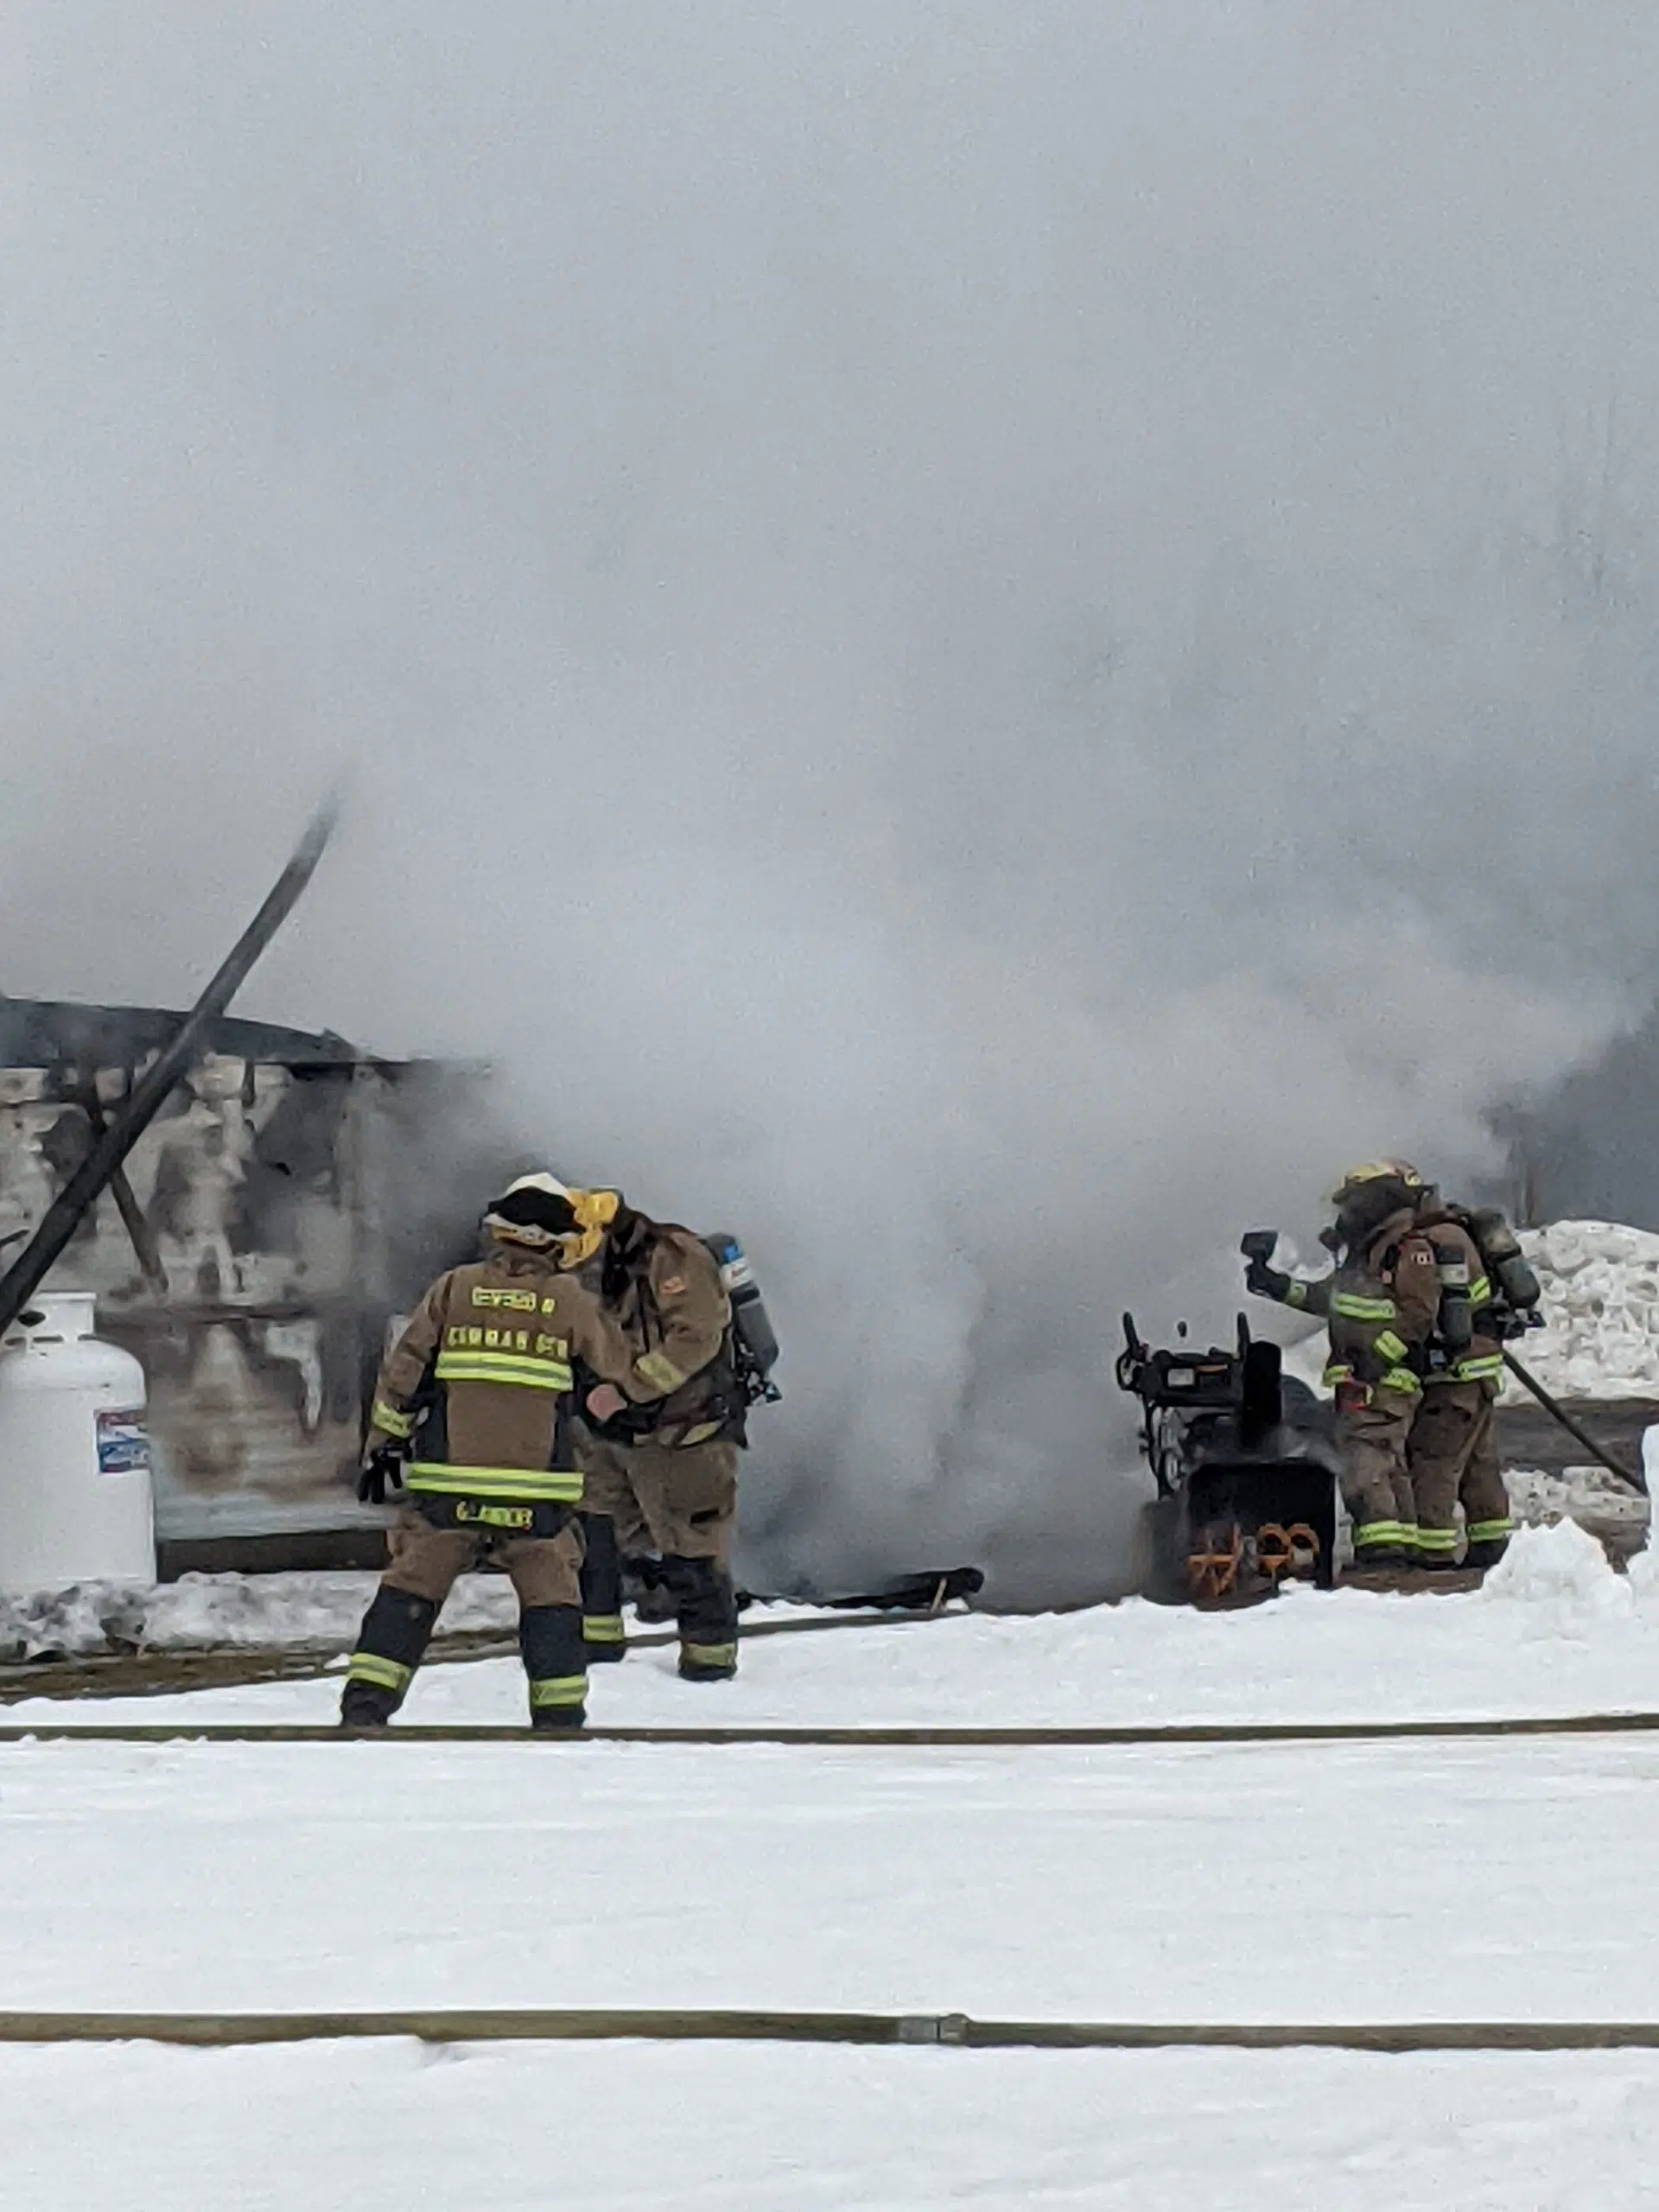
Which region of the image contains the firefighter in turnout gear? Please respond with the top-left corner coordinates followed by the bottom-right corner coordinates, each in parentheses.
top-left (340, 1174), bottom-right (647, 1732)
top-left (568, 1189), bottom-right (744, 1682)
top-left (1248, 1166), bottom-right (1518, 1572)
top-left (1246, 1160), bottom-right (1440, 1568)
top-left (1407, 1200), bottom-right (1515, 1570)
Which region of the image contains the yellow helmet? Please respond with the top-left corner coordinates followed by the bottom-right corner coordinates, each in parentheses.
top-left (1328, 1159), bottom-right (1424, 1209)
top-left (562, 1185), bottom-right (621, 1270)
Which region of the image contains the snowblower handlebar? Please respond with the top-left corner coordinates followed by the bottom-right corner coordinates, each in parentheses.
top-left (1116, 1313), bottom-right (1245, 1414)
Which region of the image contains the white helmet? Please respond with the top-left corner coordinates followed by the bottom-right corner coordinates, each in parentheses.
top-left (482, 1172), bottom-right (579, 1250)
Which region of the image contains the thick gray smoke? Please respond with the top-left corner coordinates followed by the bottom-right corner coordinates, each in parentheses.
top-left (3, 4), bottom-right (1657, 1600)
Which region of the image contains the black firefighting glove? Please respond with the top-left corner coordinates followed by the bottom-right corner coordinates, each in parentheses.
top-left (1238, 1230), bottom-right (1292, 1292)
top-left (357, 1441), bottom-right (409, 1506)
top-left (573, 1357), bottom-right (661, 1444)
top-left (1240, 1231), bottom-right (1291, 1302)
top-left (1244, 1256), bottom-right (1293, 1301)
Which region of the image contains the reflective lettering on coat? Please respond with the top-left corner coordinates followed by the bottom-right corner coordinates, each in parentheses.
top-left (454, 1501), bottom-right (535, 1530)
top-left (472, 1288), bottom-right (539, 1311)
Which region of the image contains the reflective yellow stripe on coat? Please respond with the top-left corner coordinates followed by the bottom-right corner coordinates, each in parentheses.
top-left (1454, 1351), bottom-right (1505, 1384)
top-left (1423, 1351), bottom-right (1505, 1387)
top-left (434, 1350), bottom-right (575, 1391)
top-left (1377, 1367), bottom-right (1421, 1397)
top-left (405, 1463), bottom-right (583, 1503)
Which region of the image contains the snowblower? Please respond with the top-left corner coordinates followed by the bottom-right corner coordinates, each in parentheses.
top-left (1116, 1313), bottom-right (1339, 1607)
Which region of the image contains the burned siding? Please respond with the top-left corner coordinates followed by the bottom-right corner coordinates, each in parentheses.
top-left (0, 999), bottom-right (497, 1543)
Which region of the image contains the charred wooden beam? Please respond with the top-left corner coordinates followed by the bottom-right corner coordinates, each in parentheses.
top-left (0, 798), bottom-right (338, 1339)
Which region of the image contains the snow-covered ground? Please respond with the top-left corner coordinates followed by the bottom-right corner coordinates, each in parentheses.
top-left (1507, 1462), bottom-right (1651, 1558)
top-left (0, 1569), bottom-right (855, 1663)
top-left (2, 1726), bottom-right (1655, 2019)
top-left (6, 1518), bottom-right (1657, 1732)
top-left (0, 1567), bottom-right (524, 1662)
top-left (9, 1521), bottom-right (1659, 2208)
top-left (7, 2042), bottom-right (1658, 2212)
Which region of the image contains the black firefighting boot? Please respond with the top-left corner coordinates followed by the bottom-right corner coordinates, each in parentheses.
top-left (663, 1554), bottom-right (740, 1681)
top-left (520, 1603), bottom-right (588, 1729)
top-left (339, 1587), bottom-right (439, 1729)
top-left (578, 1511), bottom-right (627, 1663)
top-left (339, 1686), bottom-right (396, 1731)
top-left (1350, 1541), bottom-right (1408, 1571)
top-left (629, 1561), bottom-right (679, 1625)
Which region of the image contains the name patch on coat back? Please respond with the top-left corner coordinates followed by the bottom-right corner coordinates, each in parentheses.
top-left (445, 1325), bottom-right (569, 1356)
top-left (454, 1502), bottom-right (535, 1530)
top-left (472, 1288), bottom-right (540, 1312)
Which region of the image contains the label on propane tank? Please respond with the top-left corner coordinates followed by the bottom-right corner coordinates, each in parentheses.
top-left (96, 1407), bottom-right (151, 1476)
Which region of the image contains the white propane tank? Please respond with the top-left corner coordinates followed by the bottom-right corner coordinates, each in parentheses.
top-left (0, 1292), bottom-right (156, 1592)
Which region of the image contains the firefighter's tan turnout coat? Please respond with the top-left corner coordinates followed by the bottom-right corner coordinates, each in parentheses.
top-left (1286, 1210), bottom-right (1509, 1558)
top-left (366, 1244), bottom-right (645, 1510)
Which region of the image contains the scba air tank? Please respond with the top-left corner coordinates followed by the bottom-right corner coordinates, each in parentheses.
top-left (0, 1293), bottom-right (156, 1592)
top-left (705, 1235), bottom-right (781, 1389)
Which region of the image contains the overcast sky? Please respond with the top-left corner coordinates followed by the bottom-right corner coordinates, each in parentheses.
top-left (2, 4), bottom-right (1656, 1594)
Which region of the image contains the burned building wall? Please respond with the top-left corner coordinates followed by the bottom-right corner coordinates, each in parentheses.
top-left (0, 999), bottom-right (502, 1549)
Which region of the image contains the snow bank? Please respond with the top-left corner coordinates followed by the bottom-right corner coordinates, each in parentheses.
top-left (1506, 1464), bottom-right (1651, 1558)
top-left (0, 1573), bottom-right (834, 1663)
top-left (1508, 1219), bottom-right (1659, 1402)
top-left (1477, 1516), bottom-right (1635, 1630)
top-left (0, 1570), bottom-right (519, 1663)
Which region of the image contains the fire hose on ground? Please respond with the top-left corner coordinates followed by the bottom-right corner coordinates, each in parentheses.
top-left (0, 2008), bottom-right (1653, 2052)
top-left (7, 1710), bottom-right (1659, 1745)
top-left (1501, 1348), bottom-right (1649, 1496)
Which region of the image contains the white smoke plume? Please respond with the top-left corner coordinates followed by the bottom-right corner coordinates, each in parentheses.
top-left (1, 4), bottom-right (1655, 1599)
